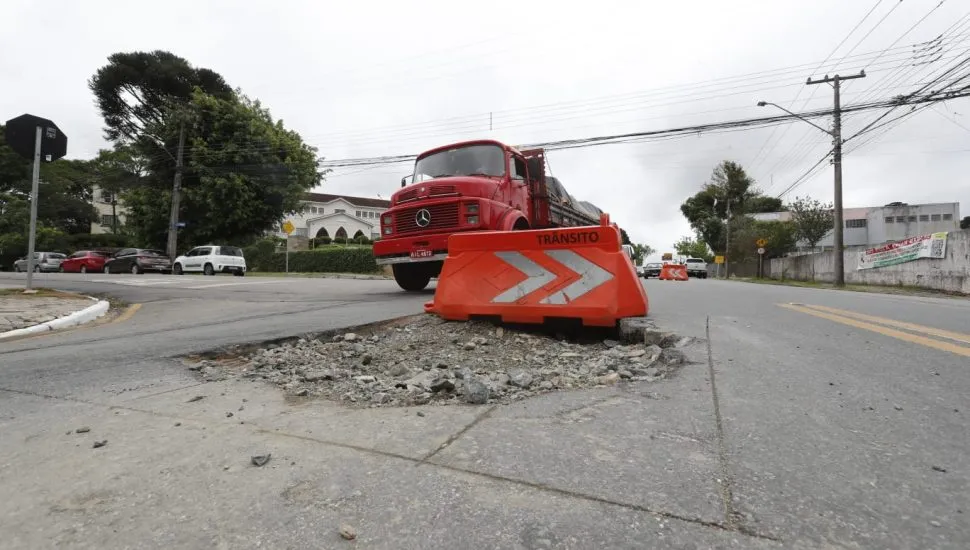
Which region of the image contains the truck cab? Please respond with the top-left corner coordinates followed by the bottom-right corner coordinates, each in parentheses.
top-left (373, 140), bottom-right (540, 291)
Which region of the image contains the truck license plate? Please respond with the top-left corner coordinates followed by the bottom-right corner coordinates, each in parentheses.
top-left (410, 249), bottom-right (433, 259)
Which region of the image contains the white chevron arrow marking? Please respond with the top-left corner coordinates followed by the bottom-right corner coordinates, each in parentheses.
top-left (540, 250), bottom-right (614, 304)
top-left (490, 250), bottom-right (615, 304)
top-left (491, 251), bottom-right (557, 303)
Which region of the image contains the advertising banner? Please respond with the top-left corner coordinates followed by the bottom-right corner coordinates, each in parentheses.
top-left (857, 232), bottom-right (947, 270)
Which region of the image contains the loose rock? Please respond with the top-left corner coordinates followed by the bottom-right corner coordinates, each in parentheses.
top-left (509, 370), bottom-right (534, 389)
top-left (251, 454), bottom-right (272, 467)
top-left (93, 440), bottom-right (108, 449)
top-left (187, 395), bottom-right (205, 403)
top-left (75, 427), bottom-right (91, 434)
top-left (339, 524), bottom-right (357, 540)
top-left (463, 375), bottom-right (490, 404)
top-left (204, 316), bottom-right (689, 408)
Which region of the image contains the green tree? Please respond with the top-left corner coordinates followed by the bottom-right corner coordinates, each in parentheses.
top-left (89, 50), bottom-right (233, 144)
top-left (630, 243), bottom-right (655, 265)
top-left (960, 216), bottom-right (970, 230)
top-left (673, 235), bottom-right (712, 262)
top-left (788, 196), bottom-right (833, 252)
top-left (122, 90), bottom-right (323, 249)
top-left (90, 146), bottom-right (146, 234)
top-left (620, 228), bottom-right (632, 246)
top-left (680, 161), bottom-right (780, 255)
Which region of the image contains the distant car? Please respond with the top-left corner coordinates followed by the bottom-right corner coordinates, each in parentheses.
top-left (173, 245), bottom-right (247, 276)
top-left (103, 248), bottom-right (172, 274)
top-left (59, 250), bottom-right (110, 274)
top-left (685, 257), bottom-right (708, 278)
top-left (13, 252), bottom-right (66, 273)
top-left (641, 262), bottom-right (663, 278)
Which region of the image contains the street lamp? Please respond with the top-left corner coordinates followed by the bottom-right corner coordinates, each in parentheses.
top-left (758, 99), bottom-right (846, 287)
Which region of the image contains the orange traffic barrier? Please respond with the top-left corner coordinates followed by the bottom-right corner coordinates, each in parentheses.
top-left (424, 220), bottom-right (648, 327)
top-left (658, 263), bottom-right (688, 281)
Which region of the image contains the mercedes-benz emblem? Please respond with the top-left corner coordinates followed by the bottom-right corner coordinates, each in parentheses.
top-left (415, 209), bottom-right (432, 227)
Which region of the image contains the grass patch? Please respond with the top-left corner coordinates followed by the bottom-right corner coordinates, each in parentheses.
top-left (730, 277), bottom-right (968, 298)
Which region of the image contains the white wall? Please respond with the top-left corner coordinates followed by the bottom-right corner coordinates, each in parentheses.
top-left (769, 229), bottom-right (970, 294)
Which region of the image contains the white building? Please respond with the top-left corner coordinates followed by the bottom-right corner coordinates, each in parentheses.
top-left (275, 193), bottom-right (391, 241)
top-left (751, 201), bottom-right (961, 252)
top-left (89, 185), bottom-right (128, 234)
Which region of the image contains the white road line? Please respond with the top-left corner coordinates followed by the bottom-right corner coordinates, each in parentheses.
top-left (184, 280), bottom-right (289, 290)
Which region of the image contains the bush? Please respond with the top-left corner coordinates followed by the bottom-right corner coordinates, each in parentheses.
top-left (354, 236), bottom-right (372, 245)
top-left (66, 233), bottom-right (133, 252)
top-left (247, 247), bottom-right (378, 273)
top-left (319, 236), bottom-right (332, 245)
top-left (333, 237), bottom-right (347, 245)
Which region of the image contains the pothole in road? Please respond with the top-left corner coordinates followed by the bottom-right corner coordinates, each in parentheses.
top-left (182, 315), bottom-right (698, 408)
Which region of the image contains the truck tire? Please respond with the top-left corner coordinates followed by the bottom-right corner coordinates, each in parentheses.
top-left (393, 263), bottom-right (432, 291)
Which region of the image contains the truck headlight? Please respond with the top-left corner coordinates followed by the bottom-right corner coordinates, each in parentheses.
top-left (383, 226), bottom-right (393, 235)
top-left (466, 215), bottom-right (479, 225)
top-left (466, 203), bottom-right (479, 214)
top-left (382, 215), bottom-right (392, 225)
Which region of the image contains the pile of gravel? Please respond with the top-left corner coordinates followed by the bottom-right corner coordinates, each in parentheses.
top-left (193, 316), bottom-right (692, 408)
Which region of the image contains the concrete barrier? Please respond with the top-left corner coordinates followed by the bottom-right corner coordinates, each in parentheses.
top-left (769, 229), bottom-right (970, 294)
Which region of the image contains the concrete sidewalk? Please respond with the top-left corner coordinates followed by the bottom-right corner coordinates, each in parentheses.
top-left (0, 338), bottom-right (779, 549)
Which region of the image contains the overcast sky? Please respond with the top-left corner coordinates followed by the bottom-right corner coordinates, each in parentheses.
top-left (2, 0), bottom-right (968, 258)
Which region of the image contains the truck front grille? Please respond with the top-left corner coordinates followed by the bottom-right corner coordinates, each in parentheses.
top-left (394, 203), bottom-right (460, 234)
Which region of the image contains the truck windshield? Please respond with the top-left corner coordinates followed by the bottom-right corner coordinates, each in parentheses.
top-left (413, 144), bottom-right (505, 182)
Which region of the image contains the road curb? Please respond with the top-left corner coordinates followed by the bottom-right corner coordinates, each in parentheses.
top-left (0, 297), bottom-right (110, 341)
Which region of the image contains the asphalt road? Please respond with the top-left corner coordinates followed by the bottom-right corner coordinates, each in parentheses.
top-left (0, 272), bottom-right (967, 549)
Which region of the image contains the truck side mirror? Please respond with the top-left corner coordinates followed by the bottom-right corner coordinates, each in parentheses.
top-left (401, 175), bottom-right (413, 187)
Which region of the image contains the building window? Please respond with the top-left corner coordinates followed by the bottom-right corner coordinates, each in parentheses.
top-left (101, 214), bottom-right (117, 227)
top-left (919, 214), bottom-right (929, 222)
top-left (896, 216), bottom-right (906, 223)
top-left (335, 209), bottom-right (345, 214)
top-left (845, 219), bottom-right (867, 228)
top-left (943, 213), bottom-right (953, 221)
top-left (356, 210), bottom-right (362, 218)
top-left (931, 214), bottom-right (941, 221)
top-left (908, 216), bottom-right (917, 222)
top-left (884, 216), bottom-right (894, 224)
top-left (100, 190), bottom-right (114, 203)
top-left (310, 207), bottom-right (318, 214)
top-left (294, 228), bottom-right (308, 237)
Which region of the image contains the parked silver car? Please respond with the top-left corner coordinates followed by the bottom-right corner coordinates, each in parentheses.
top-left (13, 252), bottom-right (66, 273)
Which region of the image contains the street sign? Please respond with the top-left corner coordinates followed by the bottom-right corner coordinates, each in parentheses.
top-left (714, 255), bottom-right (725, 264)
top-left (757, 247), bottom-right (766, 255)
top-left (176, 222), bottom-right (187, 228)
top-left (756, 238), bottom-right (768, 248)
top-left (662, 252), bottom-right (673, 261)
top-left (4, 114), bottom-right (68, 161)
top-left (281, 220), bottom-right (295, 235)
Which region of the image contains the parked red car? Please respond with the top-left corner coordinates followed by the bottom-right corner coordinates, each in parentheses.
top-left (59, 250), bottom-right (110, 273)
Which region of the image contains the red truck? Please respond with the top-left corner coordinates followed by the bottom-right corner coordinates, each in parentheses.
top-left (374, 139), bottom-right (603, 291)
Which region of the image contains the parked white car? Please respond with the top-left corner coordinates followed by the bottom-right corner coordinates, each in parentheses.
top-left (173, 245), bottom-right (247, 276)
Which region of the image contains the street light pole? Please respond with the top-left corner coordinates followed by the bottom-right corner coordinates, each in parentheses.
top-left (758, 69), bottom-right (865, 287)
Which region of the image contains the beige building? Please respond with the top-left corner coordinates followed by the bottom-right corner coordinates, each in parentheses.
top-left (88, 189), bottom-right (389, 240)
top-left (275, 193), bottom-right (391, 240)
top-left (89, 184), bottom-right (128, 234)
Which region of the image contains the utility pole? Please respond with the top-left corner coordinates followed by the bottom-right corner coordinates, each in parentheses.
top-left (807, 71), bottom-right (865, 287)
top-left (166, 122), bottom-right (186, 260)
top-left (25, 127), bottom-right (42, 291)
top-left (724, 199), bottom-right (731, 279)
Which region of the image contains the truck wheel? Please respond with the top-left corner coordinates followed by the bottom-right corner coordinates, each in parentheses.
top-left (392, 264), bottom-right (432, 291)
